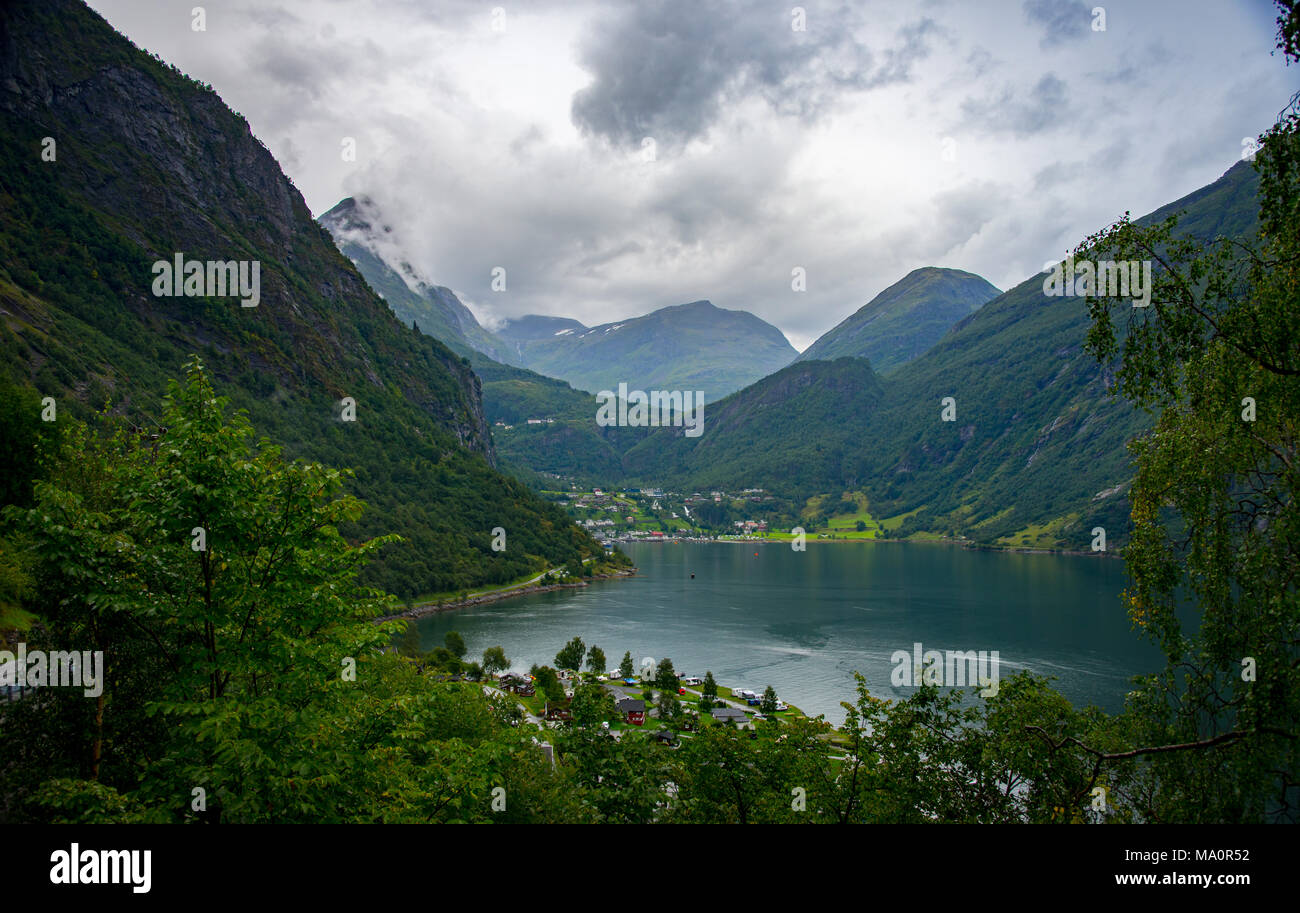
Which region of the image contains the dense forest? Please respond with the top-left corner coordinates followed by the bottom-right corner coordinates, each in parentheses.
top-left (0, 0), bottom-right (609, 599)
top-left (0, 0), bottom-right (1295, 824)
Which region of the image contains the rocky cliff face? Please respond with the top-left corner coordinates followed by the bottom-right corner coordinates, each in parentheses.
top-left (320, 196), bottom-right (520, 369)
top-left (0, 0), bottom-right (493, 461)
top-left (0, 0), bottom-right (612, 598)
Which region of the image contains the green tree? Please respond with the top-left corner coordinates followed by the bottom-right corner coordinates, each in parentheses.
top-left (656, 688), bottom-right (681, 723)
top-left (570, 682), bottom-right (617, 728)
top-left (618, 651), bottom-right (635, 678)
top-left (423, 646), bottom-right (461, 672)
top-left (0, 359), bottom-right (592, 823)
top-left (444, 630), bottom-right (467, 659)
top-left (654, 657), bottom-right (679, 695)
top-left (0, 375), bottom-right (50, 512)
top-left (666, 721), bottom-right (801, 823)
top-left (702, 671), bottom-right (718, 700)
top-left (761, 686), bottom-right (778, 715)
top-left (482, 645), bottom-right (510, 677)
top-left (556, 727), bottom-right (674, 823)
top-left (530, 664), bottom-right (565, 702)
top-left (555, 636), bottom-right (586, 671)
top-left (1073, 7), bottom-right (1300, 821)
top-left (586, 645), bottom-right (607, 675)
top-left (397, 620), bottom-right (422, 658)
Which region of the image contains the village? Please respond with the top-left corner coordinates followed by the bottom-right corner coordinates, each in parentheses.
top-left (487, 661), bottom-right (808, 749)
top-left (547, 485), bottom-right (782, 544)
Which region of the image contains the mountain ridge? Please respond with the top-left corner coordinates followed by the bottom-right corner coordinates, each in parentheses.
top-left (499, 297), bottom-right (798, 402)
top-left (795, 266), bottom-right (1001, 373)
top-left (621, 159), bottom-right (1262, 548)
top-left (319, 196), bottom-right (521, 365)
top-left (0, 0), bottom-right (605, 597)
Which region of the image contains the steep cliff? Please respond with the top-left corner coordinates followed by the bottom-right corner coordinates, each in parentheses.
top-left (0, 0), bottom-right (602, 597)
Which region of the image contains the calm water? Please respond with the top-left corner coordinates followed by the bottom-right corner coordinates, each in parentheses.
top-left (412, 541), bottom-right (1162, 724)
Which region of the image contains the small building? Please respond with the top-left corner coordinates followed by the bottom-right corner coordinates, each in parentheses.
top-left (616, 698), bottom-right (646, 726)
top-left (711, 706), bottom-right (750, 726)
top-left (652, 729), bottom-right (678, 746)
top-left (499, 672), bottom-right (534, 696)
top-left (545, 700), bottom-right (572, 722)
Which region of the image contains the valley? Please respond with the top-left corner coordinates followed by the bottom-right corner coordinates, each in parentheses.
top-left (1, 0), bottom-right (1294, 836)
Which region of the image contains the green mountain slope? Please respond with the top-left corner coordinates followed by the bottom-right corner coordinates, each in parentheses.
top-left (313, 225), bottom-right (649, 485)
top-left (795, 267), bottom-right (1001, 373)
top-left (319, 197), bottom-right (519, 366)
top-left (857, 160), bottom-right (1261, 547)
top-left (497, 314), bottom-right (588, 347)
top-left (510, 300), bottom-right (799, 402)
top-left (625, 160), bottom-right (1262, 548)
top-left (468, 354), bottom-right (650, 484)
top-left (0, 0), bottom-right (604, 597)
top-left (620, 358), bottom-right (886, 491)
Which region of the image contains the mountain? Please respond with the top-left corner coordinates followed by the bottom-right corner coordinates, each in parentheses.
top-left (497, 314), bottom-right (589, 346)
top-left (315, 206), bottom-right (655, 486)
top-left (319, 197), bottom-right (519, 366)
top-left (509, 300), bottom-right (799, 402)
top-left (623, 160), bottom-right (1262, 549)
top-left (319, 203), bottom-right (806, 478)
top-left (319, 195), bottom-right (796, 403)
top-left (467, 354), bottom-right (651, 484)
top-left (796, 267), bottom-right (1001, 373)
top-left (0, 0), bottom-right (605, 598)
top-left (620, 358), bottom-right (886, 489)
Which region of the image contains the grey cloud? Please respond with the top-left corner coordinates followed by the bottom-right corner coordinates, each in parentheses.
top-left (509, 125), bottom-right (547, 159)
top-left (1022, 0), bottom-right (1093, 47)
top-left (83, 0), bottom-right (1291, 350)
top-left (574, 240), bottom-right (647, 275)
top-left (960, 72), bottom-right (1068, 136)
top-left (965, 46), bottom-right (999, 78)
top-left (1032, 140), bottom-right (1129, 192)
top-left (1032, 160), bottom-right (1073, 192)
top-left (1088, 139), bottom-right (1132, 173)
top-left (930, 181), bottom-right (1006, 252)
top-left (570, 0), bottom-right (938, 148)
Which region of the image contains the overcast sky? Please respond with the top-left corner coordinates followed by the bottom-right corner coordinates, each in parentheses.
top-left (90, 0), bottom-right (1294, 350)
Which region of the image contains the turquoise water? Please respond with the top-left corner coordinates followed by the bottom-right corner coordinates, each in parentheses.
top-left (412, 541), bottom-right (1161, 724)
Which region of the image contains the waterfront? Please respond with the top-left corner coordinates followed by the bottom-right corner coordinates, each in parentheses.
top-left (413, 541), bottom-right (1161, 724)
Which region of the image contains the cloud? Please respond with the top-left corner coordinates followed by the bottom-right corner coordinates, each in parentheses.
top-left (960, 73), bottom-right (1069, 136)
top-left (569, 0), bottom-right (938, 149)
top-left (84, 0), bottom-right (1294, 352)
top-left (1022, 0), bottom-right (1093, 47)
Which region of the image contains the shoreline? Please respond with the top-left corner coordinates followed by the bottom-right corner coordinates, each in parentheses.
top-left (379, 568), bottom-right (638, 622)
top-left (613, 536), bottom-right (1121, 559)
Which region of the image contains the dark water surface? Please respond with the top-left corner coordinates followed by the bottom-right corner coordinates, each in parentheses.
top-left (414, 541), bottom-right (1160, 724)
